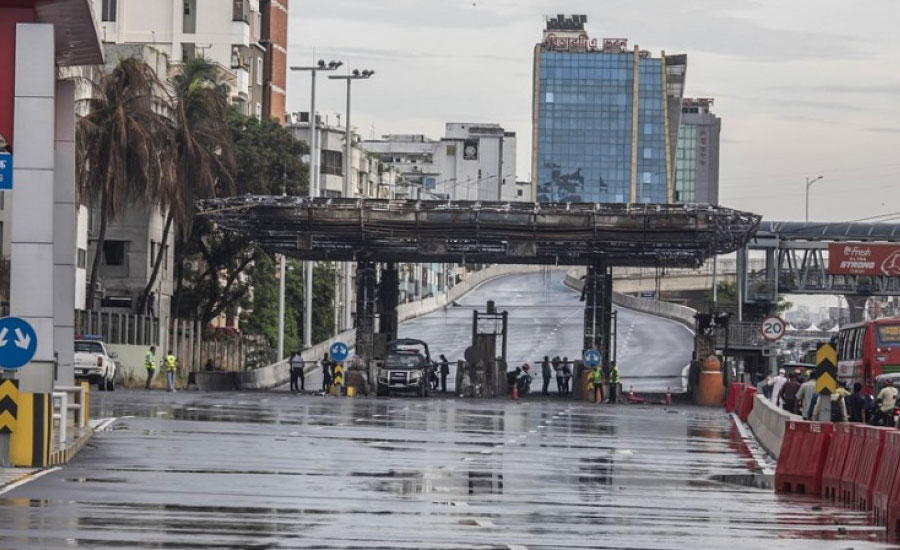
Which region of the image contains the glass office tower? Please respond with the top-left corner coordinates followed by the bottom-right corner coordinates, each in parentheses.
top-left (675, 98), bottom-right (721, 205)
top-left (532, 15), bottom-right (686, 204)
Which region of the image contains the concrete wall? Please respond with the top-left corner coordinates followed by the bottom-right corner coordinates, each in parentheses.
top-left (746, 394), bottom-right (802, 458)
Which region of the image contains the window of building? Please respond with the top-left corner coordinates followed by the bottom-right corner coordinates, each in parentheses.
top-left (183, 0), bottom-right (196, 33)
top-left (256, 102), bottom-right (262, 119)
top-left (102, 240), bottom-right (126, 266)
top-left (321, 150), bottom-right (344, 176)
top-left (77, 248), bottom-right (87, 269)
top-left (233, 0), bottom-right (249, 22)
top-left (545, 91), bottom-right (554, 103)
top-left (101, 0), bottom-right (117, 22)
top-left (257, 57), bottom-right (263, 85)
top-left (182, 43), bottom-right (196, 63)
top-left (643, 148), bottom-right (653, 159)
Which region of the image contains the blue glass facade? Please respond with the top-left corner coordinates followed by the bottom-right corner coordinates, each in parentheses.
top-left (535, 50), bottom-right (676, 204)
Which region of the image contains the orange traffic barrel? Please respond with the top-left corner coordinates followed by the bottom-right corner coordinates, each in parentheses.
top-left (696, 355), bottom-right (725, 406)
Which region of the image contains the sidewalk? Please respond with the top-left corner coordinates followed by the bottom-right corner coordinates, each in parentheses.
top-left (0, 467), bottom-right (39, 493)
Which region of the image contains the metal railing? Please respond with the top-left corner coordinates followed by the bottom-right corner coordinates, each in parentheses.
top-left (51, 385), bottom-right (87, 446)
top-left (75, 310), bottom-right (159, 346)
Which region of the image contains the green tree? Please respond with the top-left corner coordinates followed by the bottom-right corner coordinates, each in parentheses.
top-left (76, 58), bottom-right (173, 310)
top-left (139, 57), bottom-right (236, 314)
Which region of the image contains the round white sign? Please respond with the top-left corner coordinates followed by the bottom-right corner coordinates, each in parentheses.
top-left (760, 316), bottom-right (787, 342)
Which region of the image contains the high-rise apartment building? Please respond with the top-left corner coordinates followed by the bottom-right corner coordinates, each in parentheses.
top-left (532, 14), bottom-right (686, 204)
top-left (675, 98), bottom-right (720, 205)
top-left (91, 0), bottom-right (288, 122)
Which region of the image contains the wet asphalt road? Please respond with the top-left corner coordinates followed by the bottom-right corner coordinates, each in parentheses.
top-left (399, 270), bottom-right (693, 394)
top-left (0, 393), bottom-right (892, 549)
top-left (0, 271), bottom-right (894, 549)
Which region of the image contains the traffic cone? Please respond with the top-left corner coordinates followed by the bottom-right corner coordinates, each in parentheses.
top-left (512, 383), bottom-right (519, 401)
top-left (665, 386), bottom-right (672, 407)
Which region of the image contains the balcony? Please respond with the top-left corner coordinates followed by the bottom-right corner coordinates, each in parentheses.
top-left (233, 0), bottom-right (250, 23)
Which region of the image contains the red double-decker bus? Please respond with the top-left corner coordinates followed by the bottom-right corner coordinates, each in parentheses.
top-left (837, 317), bottom-right (900, 389)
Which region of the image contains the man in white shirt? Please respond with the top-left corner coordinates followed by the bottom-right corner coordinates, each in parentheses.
top-left (873, 378), bottom-right (899, 427)
top-left (770, 369), bottom-right (787, 406)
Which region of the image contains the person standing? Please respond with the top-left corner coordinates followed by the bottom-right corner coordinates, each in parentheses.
top-left (609, 361), bottom-right (621, 404)
top-left (590, 365), bottom-right (605, 403)
top-left (541, 356), bottom-right (552, 396)
top-left (144, 346), bottom-right (157, 391)
top-left (770, 368), bottom-right (787, 406)
top-left (778, 374), bottom-right (802, 414)
top-left (321, 353), bottom-right (332, 393)
top-left (289, 350), bottom-right (305, 392)
top-left (845, 382), bottom-right (868, 423)
top-left (553, 356), bottom-right (563, 394)
top-left (439, 354), bottom-right (450, 393)
top-left (561, 357), bottom-right (572, 396)
top-left (164, 350), bottom-right (177, 392)
top-left (796, 374), bottom-right (817, 419)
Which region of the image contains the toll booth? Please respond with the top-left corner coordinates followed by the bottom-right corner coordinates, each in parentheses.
top-left (457, 301), bottom-right (508, 397)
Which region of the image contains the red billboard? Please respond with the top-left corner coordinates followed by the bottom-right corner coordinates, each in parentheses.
top-left (828, 243), bottom-right (900, 276)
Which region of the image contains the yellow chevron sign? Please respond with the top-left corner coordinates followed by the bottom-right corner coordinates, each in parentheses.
top-left (0, 378), bottom-right (18, 434)
top-left (815, 343), bottom-right (838, 395)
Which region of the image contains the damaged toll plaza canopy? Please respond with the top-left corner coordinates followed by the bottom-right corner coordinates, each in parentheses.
top-left (199, 197), bottom-right (761, 371)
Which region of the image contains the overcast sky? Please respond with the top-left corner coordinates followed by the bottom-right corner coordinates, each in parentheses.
top-left (286, 0), bottom-right (900, 224)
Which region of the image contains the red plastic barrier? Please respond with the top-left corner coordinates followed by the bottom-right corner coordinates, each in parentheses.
top-left (737, 385), bottom-right (757, 421)
top-left (775, 421), bottom-right (834, 495)
top-left (724, 382), bottom-right (741, 412)
top-left (840, 424), bottom-right (869, 506)
top-left (872, 430), bottom-right (900, 526)
top-left (854, 426), bottom-right (891, 510)
top-left (822, 422), bottom-right (853, 501)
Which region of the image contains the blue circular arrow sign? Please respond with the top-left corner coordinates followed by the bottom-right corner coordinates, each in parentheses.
top-left (0, 317), bottom-right (38, 370)
top-left (329, 341), bottom-right (350, 362)
top-left (583, 349), bottom-right (601, 368)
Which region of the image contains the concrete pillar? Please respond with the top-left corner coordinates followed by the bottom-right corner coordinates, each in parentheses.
top-left (378, 263), bottom-right (399, 343)
top-left (844, 295), bottom-right (868, 323)
top-left (10, 24), bottom-right (56, 393)
top-left (53, 80), bottom-right (76, 386)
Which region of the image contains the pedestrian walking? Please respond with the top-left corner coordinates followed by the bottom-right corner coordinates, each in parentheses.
top-left (144, 345), bottom-right (156, 391)
top-left (541, 356), bottom-right (552, 396)
top-left (439, 354), bottom-right (450, 393)
top-left (872, 378), bottom-right (899, 427)
top-left (320, 353), bottom-right (332, 392)
top-left (770, 368), bottom-right (787, 406)
top-left (164, 350), bottom-right (177, 392)
top-left (507, 366), bottom-right (521, 394)
top-left (778, 374), bottom-right (801, 414)
top-left (608, 360), bottom-right (621, 403)
top-left (796, 374), bottom-right (817, 419)
top-left (289, 350), bottom-right (305, 392)
top-left (553, 356), bottom-right (563, 394)
top-left (845, 382), bottom-right (868, 423)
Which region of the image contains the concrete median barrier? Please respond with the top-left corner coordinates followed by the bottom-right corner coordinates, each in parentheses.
top-left (775, 420), bottom-right (832, 495)
top-left (746, 394), bottom-right (801, 459)
top-left (873, 430), bottom-right (900, 526)
top-left (822, 422), bottom-right (852, 502)
top-left (853, 426), bottom-right (891, 511)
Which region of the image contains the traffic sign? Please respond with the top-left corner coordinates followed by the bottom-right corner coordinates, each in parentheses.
top-left (583, 350), bottom-right (601, 368)
top-left (815, 342), bottom-right (838, 395)
top-left (0, 317), bottom-right (37, 370)
top-left (0, 152), bottom-right (11, 190)
top-left (0, 379), bottom-right (18, 434)
top-left (329, 341), bottom-right (350, 362)
top-left (760, 315), bottom-right (787, 342)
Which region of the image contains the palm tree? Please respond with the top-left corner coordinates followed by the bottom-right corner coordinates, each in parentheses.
top-left (76, 58), bottom-right (173, 310)
top-left (138, 57), bottom-right (236, 314)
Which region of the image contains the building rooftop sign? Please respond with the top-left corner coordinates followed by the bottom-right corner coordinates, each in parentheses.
top-left (545, 14), bottom-right (587, 32)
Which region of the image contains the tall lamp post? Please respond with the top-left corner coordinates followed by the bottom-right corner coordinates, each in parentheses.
top-left (329, 69), bottom-right (375, 332)
top-left (289, 59), bottom-right (343, 350)
top-left (805, 175), bottom-right (824, 223)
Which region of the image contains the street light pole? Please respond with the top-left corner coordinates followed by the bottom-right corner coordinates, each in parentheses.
top-left (330, 69), bottom-right (375, 332)
top-left (805, 175), bottom-right (824, 223)
top-left (290, 59), bottom-right (343, 348)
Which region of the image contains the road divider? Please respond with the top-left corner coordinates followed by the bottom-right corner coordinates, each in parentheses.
top-left (775, 420), bottom-right (832, 495)
top-left (822, 422), bottom-right (852, 502)
top-left (873, 430), bottom-right (900, 525)
top-left (853, 426), bottom-right (890, 510)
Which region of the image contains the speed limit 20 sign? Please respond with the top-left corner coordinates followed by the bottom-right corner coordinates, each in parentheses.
top-left (760, 316), bottom-right (787, 341)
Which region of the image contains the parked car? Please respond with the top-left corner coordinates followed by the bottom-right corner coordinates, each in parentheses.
top-left (74, 337), bottom-right (118, 391)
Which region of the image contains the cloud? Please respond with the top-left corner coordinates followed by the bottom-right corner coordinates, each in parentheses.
top-left (865, 127), bottom-right (900, 134)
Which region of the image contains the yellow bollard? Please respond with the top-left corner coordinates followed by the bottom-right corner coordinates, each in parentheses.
top-left (81, 381), bottom-right (90, 426)
top-left (347, 386), bottom-right (356, 398)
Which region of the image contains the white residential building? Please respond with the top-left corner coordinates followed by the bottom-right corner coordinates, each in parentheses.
top-left (362, 122), bottom-right (522, 202)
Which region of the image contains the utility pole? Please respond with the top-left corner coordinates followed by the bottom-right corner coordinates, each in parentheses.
top-left (805, 175), bottom-right (824, 223)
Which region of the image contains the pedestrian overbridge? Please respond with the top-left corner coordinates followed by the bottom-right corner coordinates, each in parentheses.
top-left (200, 197), bottom-right (760, 367)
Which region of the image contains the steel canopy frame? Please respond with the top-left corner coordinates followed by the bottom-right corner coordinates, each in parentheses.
top-left (198, 197), bottom-right (761, 268)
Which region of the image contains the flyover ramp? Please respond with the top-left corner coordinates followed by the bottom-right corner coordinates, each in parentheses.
top-left (399, 270), bottom-right (693, 394)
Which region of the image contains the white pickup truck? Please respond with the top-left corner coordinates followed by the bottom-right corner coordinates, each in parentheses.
top-left (74, 338), bottom-right (118, 391)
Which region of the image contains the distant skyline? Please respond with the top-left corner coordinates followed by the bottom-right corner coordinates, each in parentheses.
top-left (286, 0), bottom-right (900, 224)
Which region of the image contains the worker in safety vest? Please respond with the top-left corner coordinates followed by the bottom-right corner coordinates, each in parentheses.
top-left (144, 346), bottom-right (156, 391)
top-left (590, 365), bottom-right (605, 404)
top-left (165, 350), bottom-right (178, 392)
top-left (608, 361), bottom-right (621, 404)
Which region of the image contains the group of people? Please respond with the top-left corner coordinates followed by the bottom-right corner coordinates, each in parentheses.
top-left (541, 356), bottom-right (573, 396)
top-left (763, 367), bottom-right (899, 425)
top-left (589, 361), bottom-right (622, 404)
top-left (428, 354), bottom-right (452, 393)
top-left (143, 346), bottom-right (180, 392)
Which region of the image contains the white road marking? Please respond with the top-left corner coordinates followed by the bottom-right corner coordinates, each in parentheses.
top-left (0, 467), bottom-right (61, 497)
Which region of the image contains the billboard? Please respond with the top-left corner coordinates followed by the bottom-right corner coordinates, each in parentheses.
top-left (828, 243), bottom-right (900, 276)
